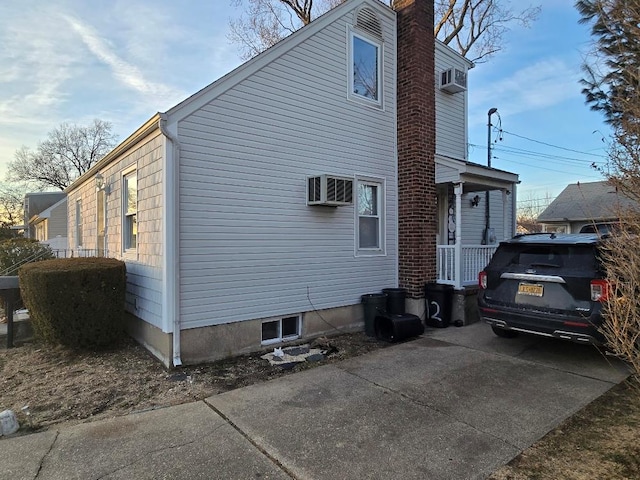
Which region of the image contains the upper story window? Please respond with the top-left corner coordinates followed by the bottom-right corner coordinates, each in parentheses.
top-left (123, 171), bottom-right (137, 252)
top-left (356, 177), bottom-right (385, 255)
top-left (349, 30), bottom-right (382, 106)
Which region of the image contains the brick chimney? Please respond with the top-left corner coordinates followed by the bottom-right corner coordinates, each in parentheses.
top-left (393, 0), bottom-right (437, 299)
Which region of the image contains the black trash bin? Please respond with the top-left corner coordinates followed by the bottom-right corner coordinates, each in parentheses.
top-left (374, 313), bottom-right (424, 342)
top-left (361, 293), bottom-right (387, 337)
top-left (424, 283), bottom-right (453, 328)
top-left (382, 287), bottom-right (407, 314)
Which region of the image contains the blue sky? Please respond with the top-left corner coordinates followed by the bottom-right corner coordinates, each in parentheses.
top-left (466, 0), bottom-right (610, 208)
top-left (0, 0), bottom-right (609, 208)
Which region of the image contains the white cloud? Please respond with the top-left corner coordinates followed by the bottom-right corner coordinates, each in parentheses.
top-left (469, 58), bottom-right (583, 126)
top-left (60, 13), bottom-right (185, 107)
top-left (0, 6), bottom-right (77, 124)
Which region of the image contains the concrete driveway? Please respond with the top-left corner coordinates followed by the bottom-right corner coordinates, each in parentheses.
top-left (1, 322), bottom-right (630, 480)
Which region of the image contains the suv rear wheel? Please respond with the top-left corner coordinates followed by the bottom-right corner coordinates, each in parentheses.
top-left (491, 326), bottom-right (518, 338)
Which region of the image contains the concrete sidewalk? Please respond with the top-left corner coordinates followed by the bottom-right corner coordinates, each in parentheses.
top-left (0, 323), bottom-right (630, 480)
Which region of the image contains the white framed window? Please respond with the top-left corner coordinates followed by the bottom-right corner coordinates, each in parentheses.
top-left (75, 200), bottom-right (83, 248)
top-left (123, 170), bottom-right (137, 252)
top-left (261, 315), bottom-right (302, 345)
top-left (348, 29), bottom-right (382, 106)
top-left (356, 177), bottom-right (385, 256)
top-left (36, 220), bottom-right (47, 242)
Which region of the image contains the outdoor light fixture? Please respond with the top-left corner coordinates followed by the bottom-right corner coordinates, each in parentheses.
top-left (470, 195), bottom-right (481, 207)
top-left (95, 173), bottom-right (104, 190)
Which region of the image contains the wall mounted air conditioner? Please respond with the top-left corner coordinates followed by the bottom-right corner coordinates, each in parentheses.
top-left (440, 67), bottom-right (467, 94)
top-left (307, 175), bottom-right (353, 206)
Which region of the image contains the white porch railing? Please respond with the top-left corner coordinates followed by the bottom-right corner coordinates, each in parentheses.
top-left (436, 245), bottom-right (497, 287)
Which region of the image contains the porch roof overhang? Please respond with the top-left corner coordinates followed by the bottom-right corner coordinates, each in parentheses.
top-left (436, 156), bottom-right (519, 192)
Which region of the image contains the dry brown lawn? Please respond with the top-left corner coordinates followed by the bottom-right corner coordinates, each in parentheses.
top-left (1, 332), bottom-right (639, 479)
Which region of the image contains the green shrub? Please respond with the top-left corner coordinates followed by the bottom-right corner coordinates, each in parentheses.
top-left (19, 257), bottom-right (126, 348)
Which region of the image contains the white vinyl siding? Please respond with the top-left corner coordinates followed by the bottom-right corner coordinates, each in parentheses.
top-left (435, 161), bottom-right (460, 184)
top-left (176, 4), bottom-right (397, 329)
top-left (48, 201), bottom-right (67, 239)
top-left (435, 41), bottom-right (471, 161)
top-left (460, 190), bottom-right (514, 244)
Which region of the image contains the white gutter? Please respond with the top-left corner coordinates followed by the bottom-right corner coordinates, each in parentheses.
top-left (158, 113), bottom-right (182, 367)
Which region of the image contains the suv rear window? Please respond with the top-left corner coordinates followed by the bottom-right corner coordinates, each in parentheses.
top-left (489, 244), bottom-right (598, 270)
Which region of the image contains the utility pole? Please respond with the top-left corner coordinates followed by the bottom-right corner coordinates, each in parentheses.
top-left (485, 107), bottom-right (498, 244)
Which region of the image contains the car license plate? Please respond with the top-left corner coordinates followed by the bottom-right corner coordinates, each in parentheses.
top-left (518, 283), bottom-right (544, 297)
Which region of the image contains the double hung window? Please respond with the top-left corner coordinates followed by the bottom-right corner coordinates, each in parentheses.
top-left (356, 179), bottom-right (384, 255)
top-left (123, 171), bottom-right (137, 252)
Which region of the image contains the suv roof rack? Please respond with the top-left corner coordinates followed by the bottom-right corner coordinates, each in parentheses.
top-left (506, 232), bottom-right (602, 244)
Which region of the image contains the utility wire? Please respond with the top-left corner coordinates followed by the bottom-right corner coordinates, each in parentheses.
top-left (470, 143), bottom-right (606, 166)
top-left (493, 156), bottom-right (604, 178)
top-left (468, 143), bottom-right (607, 167)
top-left (500, 130), bottom-right (607, 158)
top-left (494, 145), bottom-right (606, 165)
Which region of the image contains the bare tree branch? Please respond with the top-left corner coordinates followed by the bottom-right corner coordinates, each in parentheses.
top-left (229, 0), bottom-right (540, 63)
top-left (435, 0), bottom-right (541, 63)
top-left (6, 119), bottom-right (117, 191)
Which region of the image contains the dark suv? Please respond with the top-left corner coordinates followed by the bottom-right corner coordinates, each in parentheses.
top-left (478, 233), bottom-right (609, 345)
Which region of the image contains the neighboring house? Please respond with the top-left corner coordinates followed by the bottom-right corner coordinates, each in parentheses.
top-left (20, 192), bottom-right (67, 240)
top-left (29, 196), bottom-right (68, 250)
top-left (537, 181), bottom-right (636, 233)
top-left (65, 0), bottom-right (518, 367)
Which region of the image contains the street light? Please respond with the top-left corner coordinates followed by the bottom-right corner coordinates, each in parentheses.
top-left (487, 107), bottom-right (498, 168)
top-left (485, 108), bottom-right (498, 244)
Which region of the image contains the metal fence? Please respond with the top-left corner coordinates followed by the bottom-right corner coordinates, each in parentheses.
top-left (51, 249), bottom-right (106, 259)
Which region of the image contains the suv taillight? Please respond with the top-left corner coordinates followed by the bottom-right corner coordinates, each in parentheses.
top-left (590, 279), bottom-right (609, 302)
top-left (479, 271), bottom-right (487, 289)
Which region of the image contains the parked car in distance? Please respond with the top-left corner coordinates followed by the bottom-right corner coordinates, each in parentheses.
top-left (478, 233), bottom-right (608, 345)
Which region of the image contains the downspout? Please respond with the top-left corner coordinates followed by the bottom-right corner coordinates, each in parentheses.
top-left (158, 113), bottom-right (182, 367)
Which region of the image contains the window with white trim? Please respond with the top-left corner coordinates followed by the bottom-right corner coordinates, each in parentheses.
top-left (349, 29), bottom-right (382, 106)
top-left (123, 171), bottom-right (137, 252)
top-left (75, 200), bottom-right (83, 247)
top-left (356, 179), bottom-right (384, 255)
top-left (36, 220), bottom-right (47, 242)
top-left (261, 315), bottom-right (301, 345)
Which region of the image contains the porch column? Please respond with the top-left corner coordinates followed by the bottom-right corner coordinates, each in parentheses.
top-left (454, 183), bottom-right (463, 289)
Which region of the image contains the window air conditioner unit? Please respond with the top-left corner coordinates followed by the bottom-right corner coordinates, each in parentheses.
top-left (307, 175), bottom-right (353, 206)
top-left (440, 67), bottom-right (467, 94)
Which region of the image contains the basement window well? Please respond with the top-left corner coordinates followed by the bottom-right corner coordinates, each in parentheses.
top-left (261, 315), bottom-right (301, 345)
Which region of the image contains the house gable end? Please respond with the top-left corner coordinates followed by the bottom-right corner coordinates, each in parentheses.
top-left (164, 0), bottom-right (394, 125)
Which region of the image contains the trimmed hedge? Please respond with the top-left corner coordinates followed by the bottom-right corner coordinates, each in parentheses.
top-left (19, 257), bottom-right (126, 348)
